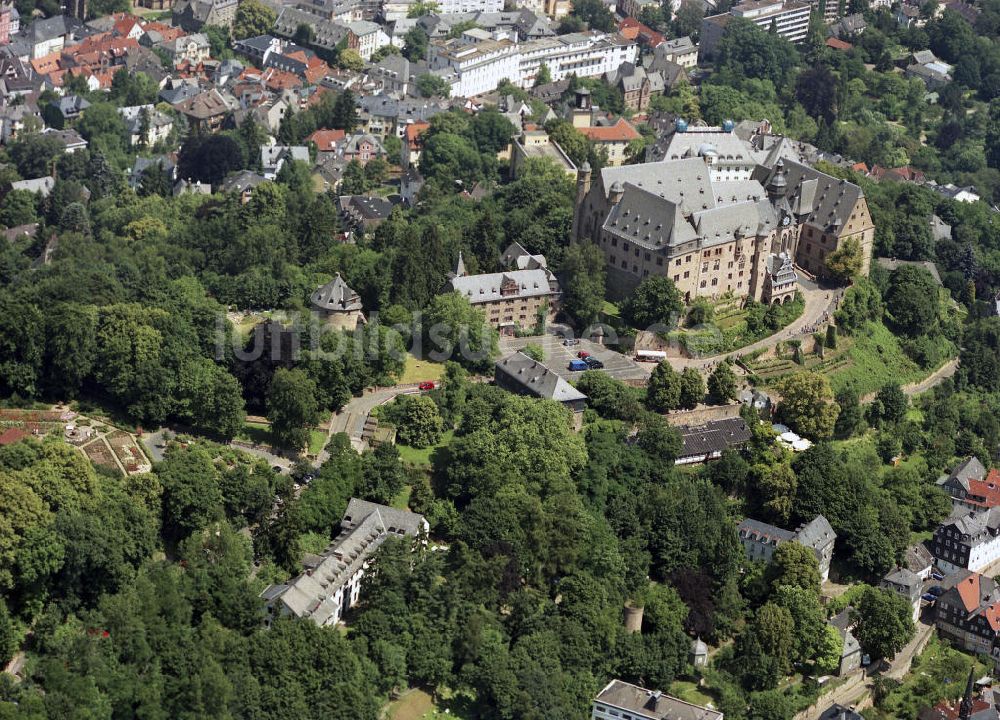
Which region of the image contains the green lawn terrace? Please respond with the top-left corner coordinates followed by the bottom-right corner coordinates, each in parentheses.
top-left (742, 320), bottom-right (954, 397)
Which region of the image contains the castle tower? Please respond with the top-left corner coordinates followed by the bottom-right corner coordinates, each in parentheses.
top-left (571, 161), bottom-right (591, 242)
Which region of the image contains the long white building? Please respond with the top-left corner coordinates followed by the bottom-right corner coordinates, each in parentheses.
top-left (428, 30), bottom-right (637, 96)
top-left (518, 31), bottom-right (637, 87)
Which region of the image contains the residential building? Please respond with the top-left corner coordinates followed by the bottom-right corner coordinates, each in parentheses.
top-left (261, 145), bottom-right (310, 179)
top-left (342, 132), bottom-right (386, 165)
top-left (939, 457), bottom-right (996, 511)
top-left (118, 104), bottom-right (173, 146)
top-left (573, 137), bottom-right (875, 302)
top-left (24, 15), bottom-right (85, 59)
top-left (906, 59), bottom-right (953, 89)
top-left (907, 542), bottom-right (935, 580)
top-left (517, 31), bottom-right (638, 88)
top-left (306, 128), bottom-right (346, 155)
top-left (443, 249), bottom-right (561, 334)
top-left (129, 155), bottom-right (176, 190)
top-left (369, 53), bottom-right (410, 95)
top-left (828, 609), bottom-right (863, 675)
top-left (617, 17), bottom-right (666, 49)
top-left (400, 166), bottom-right (424, 203)
top-left (934, 570), bottom-right (1000, 661)
top-left (428, 36), bottom-right (520, 97)
top-left (880, 567), bottom-right (923, 622)
top-left (310, 273), bottom-right (366, 329)
top-left (931, 508), bottom-right (1000, 574)
top-left (510, 127), bottom-right (576, 178)
top-left (675, 417), bottom-right (752, 465)
top-left (830, 12), bottom-right (866, 36)
top-left (347, 19), bottom-right (390, 59)
top-left (652, 35), bottom-right (698, 68)
top-left (171, 87), bottom-right (235, 131)
top-left (42, 127), bottom-right (87, 153)
top-left (592, 680), bottom-right (723, 720)
top-left (738, 514), bottom-right (836, 580)
top-left (220, 169), bottom-right (268, 203)
top-left (273, 8), bottom-right (352, 51)
top-left (337, 194), bottom-right (398, 234)
top-left (494, 351), bottom-right (587, 427)
top-left (0, 4), bottom-right (13, 45)
top-left (52, 94), bottom-right (90, 122)
top-left (260, 499), bottom-right (428, 627)
top-left (610, 63), bottom-right (665, 112)
top-left (9, 176), bottom-right (55, 197)
top-left (700, 0), bottom-right (811, 60)
top-left (402, 120), bottom-right (429, 167)
top-left (579, 117), bottom-right (641, 166)
top-left (163, 32), bottom-right (210, 63)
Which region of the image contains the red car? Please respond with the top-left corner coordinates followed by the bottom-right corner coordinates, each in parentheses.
top-left (418, 381), bottom-right (436, 391)
top-left (577, 351), bottom-right (591, 359)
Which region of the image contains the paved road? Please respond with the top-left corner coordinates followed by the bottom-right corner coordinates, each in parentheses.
top-left (140, 427), bottom-right (294, 471)
top-left (669, 279), bottom-right (839, 370)
top-left (326, 386), bottom-right (419, 456)
top-left (795, 620), bottom-right (935, 720)
top-left (498, 333), bottom-right (650, 382)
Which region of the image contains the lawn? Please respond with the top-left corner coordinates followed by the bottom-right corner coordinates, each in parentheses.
top-left (669, 680), bottom-right (713, 707)
top-left (391, 484), bottom-right (412, 510)
top-left (827, 321), bottom-right (926, 396)
top-left (239, 421), bottom-right (272, 446)
top-left (396, 430), bottom-right (454, 468)
top-left (399, 354), bottom-right (446, 385)
top-left (308, 429), bottom-right (326, 455)
top-left (386, 688), bottom-right (477, 720)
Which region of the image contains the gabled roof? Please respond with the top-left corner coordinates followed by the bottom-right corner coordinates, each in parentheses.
top-left (495, 351), bottom-right (588, 404)
top-left (579, 116), bottom-right (640, 143)
top-left (679, 418), bottom-right (751, 460)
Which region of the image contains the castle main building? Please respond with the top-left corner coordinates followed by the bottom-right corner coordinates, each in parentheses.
top-left (572, 123), bottom-right (874, 304)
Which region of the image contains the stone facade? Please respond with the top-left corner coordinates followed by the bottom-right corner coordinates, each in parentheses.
top-left (572, 128), bottom-right (874, 303)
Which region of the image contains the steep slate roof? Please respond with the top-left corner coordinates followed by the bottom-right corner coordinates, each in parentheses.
top-left (447, 268), bottom-right (558, 304)
top-left (262, 499), bottom-right (426, 625)
top-left (495, 352), bottom-right (587, 404)
top-left (766, 160), bottom-right (866, 232)
top-left (796, 515), bottom-right (836, 551)
top-left (310, 273), bottom-right (363, 312)
top-left (939, 456), bottom-right (988, 493)
top-left (678, 418), bottom-right (751, 459)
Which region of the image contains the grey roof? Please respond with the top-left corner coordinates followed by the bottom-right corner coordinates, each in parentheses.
top-left (220, 170), bottom-right (267, 192)
top-left (930, 213), bottom-right (952, 242)
top-left (261, 499), bottom-right (426, 625)
top-left (56, 94), bottom-right (90, 116)
top-left (829, 609), bottom-right (861, 657)
top-left (767, 251), bottom-right (798, 284)
top-left (795, 515), bottom-right (836, 551)
top-left (447, 267), bottom-right (559, 304)
top-left (691, 637), bottom-right (708, 654)
top-left (663, 128), bottom-right (755, 166)
top-left (913, 49), bottom-right (938, 65)
top-left (595, 680), bottom-right (722, 720)
top-left (882, 567), bottom-right (922, 600)
top-left (372, 53), bottom-right (409, 82)
top-left (500, 241), bottom-right (546, 270)
top-left (766, 160), bottom-right (865, 233)
top-left (679, 418), bottom-right (751, 460)
top-left (27, 14), bottom-right (82, 43)
top-left (939, 456), bottom-right (988, 492)
top-left (876, 258), bottom-right (942, 286)
top-left (905, 543), bottom-right (933, 573)
top-left (494, 351), bottom-right (588, 404)
top-left (820, 704), bottom-right (865, 720)
top-left (310, 273), bottom-right (363, 312)
top-left (11, 177), bottom-right (54, 196)
top-left (261, 145), bottom-right (310, 169)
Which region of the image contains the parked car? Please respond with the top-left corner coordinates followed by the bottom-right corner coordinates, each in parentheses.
top-left (928, 585), bottom-right (945, 596)
top-left (584, 356), bottom-right (604, 369)
top-left (568, 359), bottom-right (589, 371)
top-left (418, 381), bottom-right (436, 391)
top-left (922, 593), bottom-right (938, 603)
top-left (577, 351), bottom-right (591, 359)
top-left (563, 338), bottom-right (580, 346)
top-left (931, 571), bottom-right (945, 581)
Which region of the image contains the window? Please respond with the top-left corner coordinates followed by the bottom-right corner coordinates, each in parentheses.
top-left (644, 252), bottom-right (651, 261)
top-left (711, 278), bottom-right (718, 286)
top-left (684, 270), bottom-right (690, 278)
top-left (702, 262), bottom-right (709, 272)
top-left (700, 280), bottom-right (706, 288)
top-left (675, 258), bottom-right (681, 266)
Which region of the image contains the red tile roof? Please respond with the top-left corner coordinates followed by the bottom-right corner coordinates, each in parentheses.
top-left (956, 572), bottom-right (982, 612)
top-left (579, 117), bottom-right (641, 143)
top-left (960, 470), bottom-right (1000, 509)
top-left (826, 37), bottom-right (853, 50)
top-left (404, 120), bottom-right (430, 144)
top-left (306, 128), bottom-right (345, 151)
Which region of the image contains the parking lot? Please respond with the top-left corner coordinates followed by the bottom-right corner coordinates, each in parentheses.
top-left (498, 332), bottom-right (651, 383)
